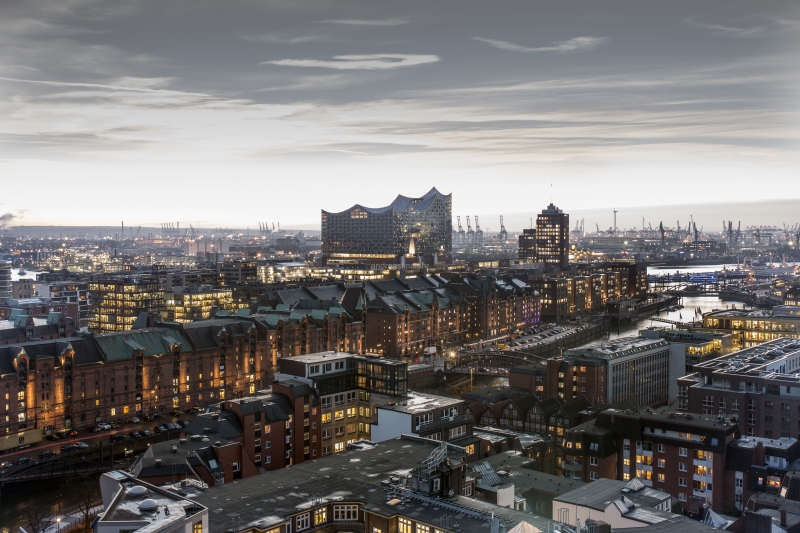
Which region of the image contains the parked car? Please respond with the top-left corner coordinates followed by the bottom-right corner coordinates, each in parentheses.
top-left (152, 426), bottom-right (163, 434)
top-left (130, 417), bottom-right (140, 424)
top-left (181, 420), bottom-right (191, 428)
top-left (1, 460), bottom-right (13, 469)
top-left (151, 413), bottom-right (162, 419)
top-left (15, 457), bottom-right (34, 465)
top-left (61, 444), bottom-right (78, 453)
top-left (67, 430), bottom-right (78, 437)
top-left (75, 441), bottom-right (90, 449)
top-left (140, 430), bottom-right (152, 438)
top-left (169, 423), bottom-right (181, 431)
top-left (46, 433), bottom-right (62, 441)
top-left (110, 434), bottom-right (125, 443)
top-left (129, 431), bottom-right (141, 439)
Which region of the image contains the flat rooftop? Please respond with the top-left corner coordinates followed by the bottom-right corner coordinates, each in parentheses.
top-left (188, 436), bottom-right (549, 533)
top-left (692, 338), bottom-right (800, 377)
top-left (563, 336), bottom-right (668, 360)
top-left (729, 436), bottom-right (797, 450)
top-left (283, 351), bottom-right (405, 366)
top-left (99, 471), bottom-right (205, 525)
top-left (378, 391), bottom-right (462, 414)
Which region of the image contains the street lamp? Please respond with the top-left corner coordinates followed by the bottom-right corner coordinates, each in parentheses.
top-left (56, 517), bottom-right (62, 533)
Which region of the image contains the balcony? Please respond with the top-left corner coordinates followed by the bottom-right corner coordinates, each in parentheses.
top-left (562, 461), bottom-right (582, 472)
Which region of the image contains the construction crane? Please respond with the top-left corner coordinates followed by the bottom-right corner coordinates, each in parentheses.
top-left (499, 216), bottom-right (508, 243)
top-left (475, 216), bottom-right (483, 243)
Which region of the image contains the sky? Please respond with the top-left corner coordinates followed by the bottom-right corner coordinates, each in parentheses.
top-left (1, 0), bottom-right (799, 232)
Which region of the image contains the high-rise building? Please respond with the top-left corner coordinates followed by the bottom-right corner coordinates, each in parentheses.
top-left (321, 187), bottom-right (452, 263)
top-left (518, 228), bottom-right (537, 261)
top-left (535, 203), bottom-right (569, 268)
top-left (163, 285), bottom-right (234, 322)
top-left (0, 261), bottom-right (11, 303)
top-left (88, 277), bottom-right (164, 333)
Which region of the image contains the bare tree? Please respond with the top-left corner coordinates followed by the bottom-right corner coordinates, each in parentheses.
top-left (20, 506), bottom-right (56, 533)
top-left (71, 474), bottom-right (102, 530)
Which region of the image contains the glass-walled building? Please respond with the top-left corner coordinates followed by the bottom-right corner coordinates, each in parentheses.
top-left (163, 286), bottom-right (234, 323)
top-left (88, 277), bottom-right (164, 333)
top-left (321, 187), bottom-right (452, 262)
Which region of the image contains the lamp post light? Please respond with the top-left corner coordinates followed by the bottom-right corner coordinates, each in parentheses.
top-left (56, 517), bottom-right (62, 533)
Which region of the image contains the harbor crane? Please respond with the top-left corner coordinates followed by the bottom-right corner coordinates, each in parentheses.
top-left (474, 216), bottom-right (483, 243)
top-left (499, 216), bottom-right (508, 243)
top-left (466, 216), bottom-right (475, 244)
top-left (457, 216), bottom-right (465, 244)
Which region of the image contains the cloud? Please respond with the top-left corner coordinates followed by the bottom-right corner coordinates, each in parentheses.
top-left (474, 36), bottom-right (609, 53)
top-left (683, 18), bottom-right (765, 38)
top-left (241, 34), bottom-right (324, 44)
top-left (315, 18), bottom-right (408, 26)
top-left (0, 213), bottom-right (16, 228)
top-left (262, 54), bottom-right (439, 70)
top-left (0, 76), bottom-right (210, 97)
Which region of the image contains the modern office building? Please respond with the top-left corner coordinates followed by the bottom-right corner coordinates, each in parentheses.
top-left (37, 281), bottom-right (90, 321)
top-left (535, 203), bottom-right (570, 268)
top-left (321, 187), bottom-right (452, 263)
top-left (163, 285), bottom-right (234, 323)
top-left (0, 261), bottom-right (11, 303)
top-left (88, 277), bottom-right (164, 333)
top-left (703, 307), bottom-right (800, 348)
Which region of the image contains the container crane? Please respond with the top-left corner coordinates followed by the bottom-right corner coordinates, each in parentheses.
top-left (475, 216), bottom-right (483, 243)
top-left (466, 216), bottom-right (475, 244)
top-left (499, 216), bottom-right (508, 243)
top-left (457, 216), bottom-right (465, 244)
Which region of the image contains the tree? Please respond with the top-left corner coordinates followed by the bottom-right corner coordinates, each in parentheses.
top-left (20, 506), bottom-right (56, 533)
top-left (71, 474), bottom-right (102, 530)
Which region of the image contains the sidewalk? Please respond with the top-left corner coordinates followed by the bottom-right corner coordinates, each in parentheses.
top-left (43, 504), bottom-right (103, 533)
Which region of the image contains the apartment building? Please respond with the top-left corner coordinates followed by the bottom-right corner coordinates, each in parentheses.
top-left (36, 281), bottom-right (89, 322)
top-left (0, 309), bottom-right (75, 346)
top-left (562, 407), bottom-right (738, 514)
top-left (678, 338), bottom-right (800, 439)
top-left (276, 351), bottom-right (408, 455)
top-left (371, 391), bottom-right (471, 444)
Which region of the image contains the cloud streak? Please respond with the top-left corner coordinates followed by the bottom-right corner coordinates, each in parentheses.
top-left (262, 54), bottom-right (439, 70)
top-left (0, 76), bottom-right (210, 97)
top-left (474, 36), bottom-right (609, 53)
top-left (684, 18), bottom-right (765, 38)
top-left (241, 34), bottom-right (325, 44)
top-left (315, 18), bottom-right (408, 26)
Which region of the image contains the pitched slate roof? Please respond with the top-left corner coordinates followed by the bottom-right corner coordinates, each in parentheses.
top-left (94, 328), bottom-right (192, 362)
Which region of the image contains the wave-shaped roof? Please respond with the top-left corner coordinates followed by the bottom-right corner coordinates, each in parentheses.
top-left (324, 187), bottom-right (450, 215)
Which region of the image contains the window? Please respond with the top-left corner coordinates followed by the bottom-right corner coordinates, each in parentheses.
top-left (322, 396), bottom-right (332, 408)
top-left (265, 440), bottom-right (271, 449)
top-left (657, 443), bottom-right (665, 453)
top-left (314, 508), bottom-right (327, 526)
top-left (589, 457), bottom-right (598, 466)
top-left (335, 410), bottom-right (345, 421)
top-left (590, 472), bottom-right (598, 480)
top-left (322, 413), bottom-right (331, 424)
top-left (658, 458), bottom-right (666, 468)
top-left (679, 492), bottom-right (687, 502)
top-left (297, 513), bottom-right (310, 531)
top-left (232, 462), bottom-right (240, 472)
top-left (678, 447), bottom-right (687, 457)
top-left (679, 477), bottom-right (687, 487)
top-left (678, 462), bottom-right (687, 472)
top-left (658, 473), bottom-right (666, 482)
top-left (399, 518), bottom-right (412, 533)
top-left (465, 444), bottom-right (475, 455)
top-left (333, 505), bottom-right (359, 521)
top-left (417, 525), bottom-right (430, 533)
top-left (193, 522), bottom-right (203, 533)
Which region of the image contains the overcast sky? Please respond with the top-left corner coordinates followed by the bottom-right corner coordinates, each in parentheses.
top-left (1, 0), bottom-right (799, 231)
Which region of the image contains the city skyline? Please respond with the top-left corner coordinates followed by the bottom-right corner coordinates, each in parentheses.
top-left (2, 0), bottom-right (799, 228)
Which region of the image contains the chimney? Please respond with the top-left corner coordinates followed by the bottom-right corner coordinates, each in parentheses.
top-left (754, 441), bottom-right (766, 466)
top-left (781, 508), bottom-right (787, 526)
top-left (155, 459), bottom-right (162, 467)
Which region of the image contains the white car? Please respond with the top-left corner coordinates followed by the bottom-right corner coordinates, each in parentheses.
top-left (75, 441), bottom-right (90, 449)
